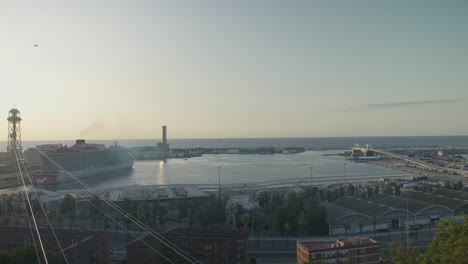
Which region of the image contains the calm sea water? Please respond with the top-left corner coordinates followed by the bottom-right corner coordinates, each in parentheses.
top-left (52, 150), bottom-right (401, 190)
top-left (2, 136), bottom-right (467, 190)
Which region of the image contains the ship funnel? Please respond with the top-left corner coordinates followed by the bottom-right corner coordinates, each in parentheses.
top-left (162, 126), bottom-right (167, 144)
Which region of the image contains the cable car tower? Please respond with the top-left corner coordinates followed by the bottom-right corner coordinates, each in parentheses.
top-left (7, 108), bottom-right (23, 162)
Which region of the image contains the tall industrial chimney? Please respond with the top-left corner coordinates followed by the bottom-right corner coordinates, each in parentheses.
top-left (162, 126), bottom-right (167, 144)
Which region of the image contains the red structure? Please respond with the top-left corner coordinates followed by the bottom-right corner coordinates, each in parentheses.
top-left (297, 237), bottom-right (380, 264)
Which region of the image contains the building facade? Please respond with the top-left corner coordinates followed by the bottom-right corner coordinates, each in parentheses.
top-left (297, 237), bottom-right (380, 264)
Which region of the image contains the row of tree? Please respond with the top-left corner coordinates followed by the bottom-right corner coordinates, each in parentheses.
top-left (387, 216), bottom-right (467, 264)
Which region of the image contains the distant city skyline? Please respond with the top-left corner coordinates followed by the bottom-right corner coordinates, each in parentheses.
top-left (1, 1), bottom-right (467, 140)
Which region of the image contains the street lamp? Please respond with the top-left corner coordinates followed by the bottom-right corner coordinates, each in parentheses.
top-left (406, 192), bottom-right (409, 250)
top-left (344, 163), bottom-right (347, 184)
top-left (309, 167), bottom-right (313, 186)
top-left (217, 166), bottom-right (221, 196)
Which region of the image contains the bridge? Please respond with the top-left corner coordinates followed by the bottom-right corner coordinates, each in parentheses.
top-left (352, 144), bottom-right (468, 178)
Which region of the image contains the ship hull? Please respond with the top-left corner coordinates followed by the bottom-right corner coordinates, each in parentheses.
top-left (32, 160), bottom-right (134, 185)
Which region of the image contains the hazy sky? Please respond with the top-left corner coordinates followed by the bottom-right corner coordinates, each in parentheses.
top-left (1, 1), bottom-right (467, 140)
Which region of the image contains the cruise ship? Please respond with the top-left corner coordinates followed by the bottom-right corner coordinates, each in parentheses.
top-left (29, 140), bottom-right (134, 185)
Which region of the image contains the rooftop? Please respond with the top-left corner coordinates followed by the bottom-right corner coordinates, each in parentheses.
top-left (368, 193), bottom-right (432, 214)
top-left (332, 196), bottom-right (393, 218)
top-left (431, 188), bottom-right (468, 201)
top-left (166, 227), bottom-right (248, 239)
top-left (299, 237), bottom-right (378, 251)
top-left (403, 191), bottom-right (467, 210)
top-left (320, 202), bottom-right (358, 220)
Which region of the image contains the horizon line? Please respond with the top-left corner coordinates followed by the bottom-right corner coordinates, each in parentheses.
top-left (6, 134), bottom-right (468, 142)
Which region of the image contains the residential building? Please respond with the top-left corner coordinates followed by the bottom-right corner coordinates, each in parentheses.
top-left (297, 237), bottom-right (380, 264)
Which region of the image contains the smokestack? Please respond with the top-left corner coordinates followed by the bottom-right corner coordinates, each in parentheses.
top-left (162, 126), bottom-right (167, 144)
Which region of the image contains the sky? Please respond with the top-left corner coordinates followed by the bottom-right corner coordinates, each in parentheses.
top-left (1, 0), bottom-right (467, 140)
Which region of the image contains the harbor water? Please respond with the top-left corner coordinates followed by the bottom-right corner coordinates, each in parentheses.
top-left (54, 150), bottom-right (401, 190)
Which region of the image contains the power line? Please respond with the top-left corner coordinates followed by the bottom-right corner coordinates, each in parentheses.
top-left (13, 164), bottom-right (41, 264)
top-left (19, 161), bottom-right (70, 264)
top-left (36, 148), bottom-right (197, 263)
top-left (41, 168), bottom-right (175, 264)
top-left (13, 151), bottom-right (48, 264)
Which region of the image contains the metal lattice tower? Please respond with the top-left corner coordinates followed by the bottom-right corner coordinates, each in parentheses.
top-left (7, 108), bottom-right (23, 160)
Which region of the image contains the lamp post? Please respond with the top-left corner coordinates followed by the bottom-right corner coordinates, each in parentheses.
top-left (344, 163), bottom-right (347, 184)
top-left (309, 167), bottom-right (313, 186)
top-left (406, 192), bottom-right (409, 250)
top-left (217, 166), bottom-right (221, 196)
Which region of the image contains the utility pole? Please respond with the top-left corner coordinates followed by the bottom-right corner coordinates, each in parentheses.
top-left (406, 192), bottom-right (409, 250)
top-left (310, 167), bottom-right (313, 186)
top-left (344, 163), bottom-right (347, 184)
top-left (217, 166), bottom-right (221, 196)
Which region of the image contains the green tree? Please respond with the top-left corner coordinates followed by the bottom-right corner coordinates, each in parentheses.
top-left (0, 245), bottom-right (58, 264)
top-left (388, 240), bottom-right (420, 264)
top-left (327, 216), bottom-right (335, 237)
top-left (57, 214), bottom-right (64, 228)
top-left (284, 222), bottom-right (291, 245)
top-left (357, 219), bottom-right (364, 235)
top-left (374, 185), bottom-right (379, 194)
top-left (371, 217), bottom-right (378, 239)
top-left (248, 257), bottom-right (257, 264)
top-left (387, 223), bottom-right (392, 241)
top-left (347, 184), bottom-right (355, 196)
top-left (343, 222), bottom-right (350, 238)
top-left (298, 211), bottom-right (307, 238)
top-left (60, 193), bottom-right (76, 216)
top-left (411, 224), bottom-right (420, 240)
top-left (158, 206), bottom-right (168, 229)
top-left (455, 180), bottom-right (463, 190)
top-left (394, 185), bottom-right (401, 196)
top-left (421, 217), bottom-right (468, 263)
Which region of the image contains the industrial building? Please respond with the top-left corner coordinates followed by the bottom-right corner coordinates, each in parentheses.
top-left (324, 189), bottom-right (467, 235)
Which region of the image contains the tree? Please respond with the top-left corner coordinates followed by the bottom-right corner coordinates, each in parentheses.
top-left (327, 216), bottom-right (335, 237)
top-left (387, 223), bottom-right (392, 241)
top-left (90, 194), bottom-right (101, 217)
top-left (158, 206), bottom-right (168, 229)
top-left (0, 245), bottom-right (58, 264)
top-left (347, 184), bottom-right (355, 196)
top-left (421, 217), bottom-right (468, 263)
top-left (57, 214), bottom-right (64, 228)
top-left (371, 217), bottom-right (378, 239)
top-left (388, 240), bottom-right (420, 264)
top-left (60, 194), bottom-right (76, 216)
top-left (374, 185), bottom-right (380, 194)
top-left (455, 180), bottom-right (463, 190)
top-left (411, 224), bottom-right (420, 240)
top-left (366, 186), bottom-right (374, 198)
top-left (284, 222), bottom-right (291, 245)
top-left (357, 219), bottom-right (364, 235)
top-left (298, 211), bottom-right (307, 239)
top-left (394, 186), bottom-right (401, 196)
top-left (78, 210), bottom-right (86, 230)
top-left (343, 223), bottom-right (350, 238)
top-left (248, 257), bottom-right (257, 264)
